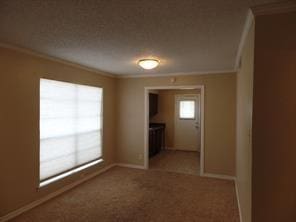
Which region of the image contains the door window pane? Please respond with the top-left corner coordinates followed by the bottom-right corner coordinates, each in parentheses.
top-left (179, 100), bottom-right (195, 119)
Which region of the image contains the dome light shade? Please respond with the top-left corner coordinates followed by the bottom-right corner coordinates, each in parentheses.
top-left (138, 59), bottom-right (159, 70)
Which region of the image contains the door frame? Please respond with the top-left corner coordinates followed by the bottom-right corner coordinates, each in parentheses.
top-left (144, 85), bottom-right (205, 176)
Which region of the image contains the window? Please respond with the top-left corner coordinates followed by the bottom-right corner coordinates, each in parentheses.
top-left (40, 79), bottom-right (103, 186)
top-left (179, 100), bottom-right (195, 119)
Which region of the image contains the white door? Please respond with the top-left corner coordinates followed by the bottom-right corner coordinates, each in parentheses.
top-left (174, 94), bottom-right (200, 151)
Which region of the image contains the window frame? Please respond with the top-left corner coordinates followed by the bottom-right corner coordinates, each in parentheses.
top-left (39, 78), bottom-right (104, 187)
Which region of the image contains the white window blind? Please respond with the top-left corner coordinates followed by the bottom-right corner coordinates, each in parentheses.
top-left (40, 79), bottom-right (103, 182)
top-left (179, 100), bottom-right (195, 119)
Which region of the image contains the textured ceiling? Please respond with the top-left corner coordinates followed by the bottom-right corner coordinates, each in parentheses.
top-left (0, 0), bottom-right (285, 76)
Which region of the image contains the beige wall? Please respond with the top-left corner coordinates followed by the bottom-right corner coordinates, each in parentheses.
top-left (252, 12), bottom-right (296, 222)
top-left (236, 20), bottom-right (254, 222)
top-left (0, 46), bottom-right (238, 217)
top-left (150, 89), bottom-right (200, 149)
top-left (0, 47), bottom-right (117, 216)
top-left (117, 74), bottom-right (237, 176)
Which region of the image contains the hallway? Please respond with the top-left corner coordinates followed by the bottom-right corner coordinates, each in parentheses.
top-left (149, 150), bottom-right (200, 175)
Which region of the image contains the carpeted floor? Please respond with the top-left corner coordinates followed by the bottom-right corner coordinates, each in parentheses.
top-left (149, 150), bottom-right (200, 175)
top-left (11, 167), bottom-right (239, 222)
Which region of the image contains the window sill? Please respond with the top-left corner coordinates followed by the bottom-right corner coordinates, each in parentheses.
top-left (39, 159), bottom-right (104, 188)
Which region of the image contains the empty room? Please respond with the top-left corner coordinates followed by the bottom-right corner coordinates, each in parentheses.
top-left (1, 1), bottom-right (296, 222)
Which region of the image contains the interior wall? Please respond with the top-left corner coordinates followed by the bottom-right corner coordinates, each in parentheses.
top-left (236, 19), bottom-right (254, 222)
top-left (252, 12), bottom-right (296, 222)
top-left (150, 89), bottom-right (200, 150)
top-left (116, 73), bottom-right (237, 176)
top-left (0, 47), bottom-right (117, 217)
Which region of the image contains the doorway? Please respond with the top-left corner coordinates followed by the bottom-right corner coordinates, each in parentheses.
top-left (144, 85), bottom-right (205, 176)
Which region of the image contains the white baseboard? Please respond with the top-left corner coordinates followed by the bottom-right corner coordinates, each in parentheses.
top-left (203, 173), bottom-right (241, 221)
top-left (235, 180), bottom-right (243, 222)
top-left (116, 163), bottom-right (146, 170)
top-left (202, 173), bottom-right (236, 181)
top-left (0, 164), bottom-right (116, 222)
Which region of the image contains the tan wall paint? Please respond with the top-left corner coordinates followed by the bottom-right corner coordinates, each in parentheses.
top-left (150, 89), bottom-right (200, 149)
top-left (117, 74), bottom-right (237, 176)
top-left (252, 12), bottom-right (296, 222)
top-left (236, 20), bottom-right (254, 222)
top-left (0, 47), bottom-right (238, 217)
top-left (0, 47), bottom-right (117, 216)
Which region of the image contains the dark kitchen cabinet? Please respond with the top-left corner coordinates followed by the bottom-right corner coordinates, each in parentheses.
top-left (149, 123), bottom-right (165, 158)
top-left (149, 93), bottom-right (158, 117)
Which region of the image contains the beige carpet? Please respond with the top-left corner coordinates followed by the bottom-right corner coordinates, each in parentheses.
top-left (11, 167), bottom-right (239, 222)
top-left (149, 150), bottom-right (200, 175)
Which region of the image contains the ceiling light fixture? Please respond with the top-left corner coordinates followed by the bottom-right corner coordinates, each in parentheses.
top-left (138, 59), bottom-right (159, 70)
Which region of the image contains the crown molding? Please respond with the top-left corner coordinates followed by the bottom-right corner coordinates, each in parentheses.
top-left (117, 69), bottom-right (237, 79)
top-left (0, 42), bottom-right (116, 78)
top-left (252, 1), bottom-right (296, 16)
top-left (234, 9), bottom-right (254, 70)
top-left (0, 42), bottom-right (238, 79)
